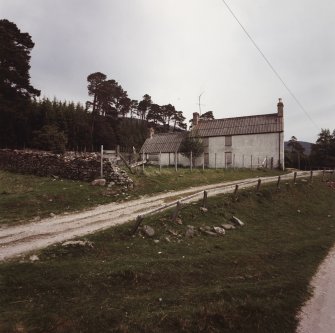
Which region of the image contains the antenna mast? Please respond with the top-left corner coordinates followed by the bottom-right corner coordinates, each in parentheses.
top-left (198, 91), bottom-right (205, 116)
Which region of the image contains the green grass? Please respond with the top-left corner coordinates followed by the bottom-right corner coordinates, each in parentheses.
top-left (0, 168), bottom-right (284, 225)
top-left (0, 178), bottom-right (335, 332)
top-left (0, 171), bottom-right (119, 225)
top-left (131, 166), bottom-right (284, 196)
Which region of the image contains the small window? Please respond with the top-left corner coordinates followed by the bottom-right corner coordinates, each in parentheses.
top-left (225, 136), bottom-right (232, 146)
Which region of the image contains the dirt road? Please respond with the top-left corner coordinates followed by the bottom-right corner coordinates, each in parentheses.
top-left (0, 171), bottom-right (312, 261)
top-left (297, 245), bottom-right (335, 333)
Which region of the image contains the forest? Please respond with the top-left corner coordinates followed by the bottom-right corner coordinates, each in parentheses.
top-left (0, 19), bottom-right (187, 153)
top-left (0, 18), bottom-right (334, 167)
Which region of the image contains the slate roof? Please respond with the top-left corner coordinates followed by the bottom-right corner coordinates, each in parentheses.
top-left (192, 113), bottom-right (283, 137)
top-left (140, 132), bottom-right (187, 153)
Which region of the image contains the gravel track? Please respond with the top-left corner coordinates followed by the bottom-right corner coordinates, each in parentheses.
top-left (0, 171), bottom-right (312, 261)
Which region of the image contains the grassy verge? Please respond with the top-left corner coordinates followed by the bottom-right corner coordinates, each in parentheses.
top-left (0, 171), bottom-right (117, 225)
top-left (131, 166), bottom-right (284, 196)
top-left (0, 178), bottom-right (335, 332)
top-left (0, 168), bottom-right (284, 225)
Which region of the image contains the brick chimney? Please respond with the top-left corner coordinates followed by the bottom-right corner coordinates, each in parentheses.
top-left (193, 112), bottom-right (199, 126)
top-left (277, 98), bottom-right (284, 117)
top-left (149, 127), bottom-right (155, 139)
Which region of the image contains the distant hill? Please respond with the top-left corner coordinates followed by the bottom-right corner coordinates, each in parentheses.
top-left (284, 141), bottom-right (314, 156)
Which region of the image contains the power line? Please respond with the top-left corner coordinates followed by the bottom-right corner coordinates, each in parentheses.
top-left (220, 0), bottom-right (320, 130)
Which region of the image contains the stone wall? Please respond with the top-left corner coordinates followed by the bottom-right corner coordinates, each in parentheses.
top-left (0, 150), bottom-right (133, 188)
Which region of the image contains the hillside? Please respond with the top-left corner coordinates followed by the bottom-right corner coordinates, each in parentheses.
top-left (284, 141), bottom-right (314, 155)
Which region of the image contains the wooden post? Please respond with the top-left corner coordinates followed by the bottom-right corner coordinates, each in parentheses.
top-left (277, 175), bottom-right (281, 190)
top-left (256, 178), bottom-right (261, 192)
top-left (242, 154), bottom-right (245, 168)
top-left (233, 154), bottom-right (235, 169)
top-left (251, 155), bottom-right (253, 169)
top-left (258, 157), bottom-right (260, 167)
top-left (202, 153), bottom-right (205, 171)
top-left (202, 191), bottom-right (208, 208)
top-left (266, 156), bottom-right (268, 168)
top-left (130, 215), bottom-right (144, 235)
top-left (233, 184), bottom-right (239, 200)
top-left (190, 151), bottom-right (193, 172)
top-left (309, 170), bottom-right (313, 183)
top-left (171, 201), bottom-right (181, 222)
top-left (159, 151), bottom-right (162, 172)
top-left (293, 171), bottom-right (297, 184)
top-left (100, 145), bottom-right (104, 178)
top-left (142, 151), bottom-right (145, 172)
top-left (215, 153), bottom-right (217, 170)
top-left (175, 151), bottom-right (178, 172)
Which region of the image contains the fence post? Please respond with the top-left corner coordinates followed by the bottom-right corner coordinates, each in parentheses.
top-left (233, 184), bottom-right (239, 200)
top-left (309, 170), bottom-right (313, 183)
top-left (277, 175), bottom-right (281, 190)
top-left (202, 153), bottom-right (205, 171)
top-left (215, 153), bottom-right (217, 170)
top-left (242, 154), bottom-right (244, 168)
top-left (233, 154), bottom-right (236, 169)
top-left (202, 191), bottom-right (208, 208)
top-left (322, 169), bottom-right (325, 182)
top-left (175, 151), bottom-right (178, 172)
top-left (142, 151), bottom-right (145, 172)
top-left (130, 215), bottom-right (144, 235)
top-left (293, 171), bottom-right (297, 184)
top-left (100, 145), bottom-right (104, 178)
top-left (251, 155), bottom-right (253, 169)
top-left (256, 178), bottom-right (261, 192)
top-left (171, 201), bottom-right (181, 222)
top-left (190, 151), bottom-right (193, 172)
top-left (159, 151), bottom-right (162, 172)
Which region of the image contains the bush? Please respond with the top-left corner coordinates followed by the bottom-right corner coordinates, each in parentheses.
top-left (32, 125), bottom-right (67, 154)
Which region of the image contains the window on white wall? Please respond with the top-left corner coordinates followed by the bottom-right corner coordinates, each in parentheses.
top-left (225, 136), bottom-right (232, 146)
top-left (225, 152), bottom-right (232, 166)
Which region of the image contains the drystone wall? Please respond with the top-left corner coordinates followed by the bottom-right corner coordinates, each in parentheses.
top-left (0, 150), bottom-right (133, 188)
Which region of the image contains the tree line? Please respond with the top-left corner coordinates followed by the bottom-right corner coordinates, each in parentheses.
top-left (285, 129), bottom-right (335, 169)
top-left (0, 19), bottom-right (187, 153)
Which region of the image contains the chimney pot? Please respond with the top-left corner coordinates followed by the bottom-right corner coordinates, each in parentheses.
top-left (277, 98), bottom-right (284, 117)
top-left (149, 127), bottom-right (155, 139)
top-left (193, 112), bottom-right (199, 126)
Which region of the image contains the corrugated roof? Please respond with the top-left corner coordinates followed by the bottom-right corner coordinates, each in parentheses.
top-left (140, 132), bottom-right (186, 153)
top-left (192, 113), bottom-right (283, 137)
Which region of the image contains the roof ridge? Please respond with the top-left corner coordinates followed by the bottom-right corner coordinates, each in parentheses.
top-left (198, 113), bottom-right (278, 123)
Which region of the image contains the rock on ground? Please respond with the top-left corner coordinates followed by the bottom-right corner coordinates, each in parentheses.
top-left (142, 225), bottom-right (155, 237)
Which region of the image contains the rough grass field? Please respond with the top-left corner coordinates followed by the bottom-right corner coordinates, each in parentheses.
top-left (0, 178), bottom-right (335, 332)
top-left (0, 168), bottom-right (284, 225)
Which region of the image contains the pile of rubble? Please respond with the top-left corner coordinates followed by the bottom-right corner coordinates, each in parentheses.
top-left (0, 149), bottom-right (133, 188)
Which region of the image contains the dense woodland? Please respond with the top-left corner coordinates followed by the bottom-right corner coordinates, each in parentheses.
top-left (0, 19), bottom-right (187, 153)
top-left (0, 19), bottom-right (334, 167)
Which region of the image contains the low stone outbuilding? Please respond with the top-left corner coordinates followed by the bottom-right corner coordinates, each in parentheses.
top-left (140, 132), bottom-right (190, 166)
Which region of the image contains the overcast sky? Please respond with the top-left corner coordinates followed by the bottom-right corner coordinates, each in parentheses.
top-left (1, 0), bottom-right (334, 142)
